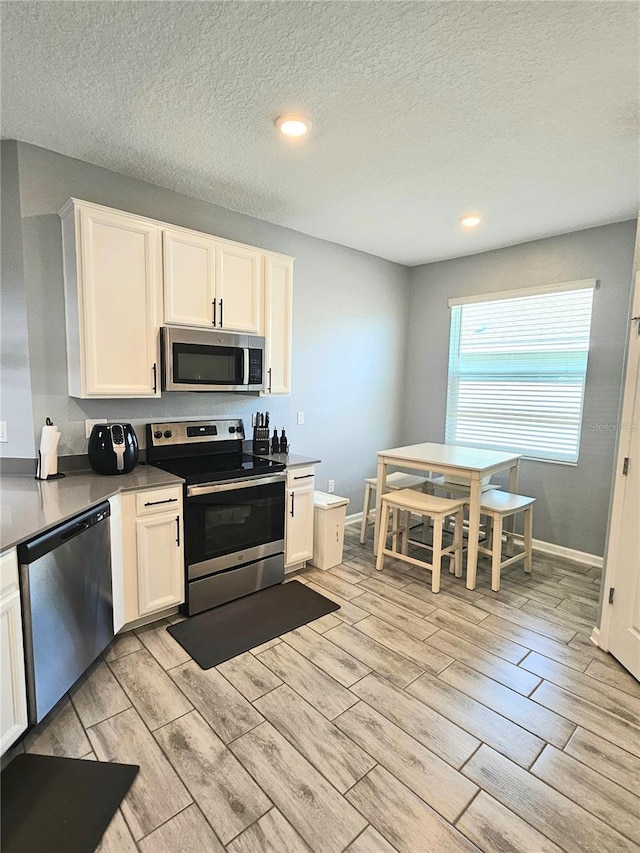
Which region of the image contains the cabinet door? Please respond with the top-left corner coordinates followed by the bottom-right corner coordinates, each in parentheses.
top-left (136, 511), bottom-right (185, 617)
top-left (263, 255), bottom-right (293, 395)
top-left (79, 206), bottom-right (160, 397)
top-left (216, 242), bottom-right (262, 334)
top-left (0, 589), bottom-right (28, 754)
top-left (286, 480), bottom-right (315, 566)
top-left (163, 229), bottom-right (216, 327)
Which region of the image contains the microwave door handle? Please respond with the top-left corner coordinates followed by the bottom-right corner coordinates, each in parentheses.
top-left (243, 347), bottom-right (249, 386)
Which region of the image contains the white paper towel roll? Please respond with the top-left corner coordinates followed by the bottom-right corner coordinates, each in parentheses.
top-left (37, 423), bottom-right (61, 479)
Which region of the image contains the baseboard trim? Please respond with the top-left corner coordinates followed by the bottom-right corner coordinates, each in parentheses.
top-left (532, 538), bottom-right (603, 568)
top-left (346, 511), bottom-right (365, 526)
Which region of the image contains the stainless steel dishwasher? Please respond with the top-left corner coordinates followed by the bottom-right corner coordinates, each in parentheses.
top-left (17, 501), bottom-right (114, 725)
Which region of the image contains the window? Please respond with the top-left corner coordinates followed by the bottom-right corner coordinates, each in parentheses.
top-left (445, 280), bottom-right (596, 463)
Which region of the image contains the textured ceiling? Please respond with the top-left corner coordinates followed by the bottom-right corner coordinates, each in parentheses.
top-left (1, 1), bottom-right (638, 265)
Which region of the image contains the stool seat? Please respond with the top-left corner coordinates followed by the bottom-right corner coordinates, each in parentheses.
top-left (382, 489), bottom-right (465, 516)
top-left (480, 489), bottom-right (535, 514)
top-left (365, 472), bottom-right (429, 490)
top-left (359, 472), bottom-right (429, 544)
top-left (376, 490), bottom-right (466, 593)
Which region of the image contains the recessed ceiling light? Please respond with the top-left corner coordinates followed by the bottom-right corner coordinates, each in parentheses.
top-left (275, 114), bottom-right (312, 137)
top-left (458, 214), bottom-right (481, 228)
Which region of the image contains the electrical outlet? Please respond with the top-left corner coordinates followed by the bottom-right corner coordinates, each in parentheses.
top-left (297, 411), bottom-right (305, 425)
top-left (0, 421), bottom-right (7, 442)
top-left (328, 479), bottom-right (335, 493)
top-left (85, 418), bottom-right (107, 439)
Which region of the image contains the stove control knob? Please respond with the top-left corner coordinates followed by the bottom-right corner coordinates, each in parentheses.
top-left (228, 426), bottom-right (236, 433)
top-left (153, 431), bottom-right (163, 440)
top-left (163, 430), bottom-right (173, 439)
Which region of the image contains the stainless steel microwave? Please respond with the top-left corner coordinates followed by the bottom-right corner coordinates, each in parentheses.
top-left (161, 327), bottom-right (264, 392)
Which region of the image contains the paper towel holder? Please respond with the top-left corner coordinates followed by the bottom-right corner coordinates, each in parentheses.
top-left (34, 417), bottom-right (66, 481)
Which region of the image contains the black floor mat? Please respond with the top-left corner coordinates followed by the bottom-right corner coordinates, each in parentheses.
top-left (168, 580), bottom-right (339, 669)
top-left (1, 753), bottom-right (138, 853)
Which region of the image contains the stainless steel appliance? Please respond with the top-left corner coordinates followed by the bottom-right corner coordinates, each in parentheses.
top-left (88, 423), bottom-right (139, 475)
top-left (161, 327), bottom-right (264, 392)
top-left (17, 503), bottom-right (113, 724)
top-left (146, 419), bottom-right (286, 614)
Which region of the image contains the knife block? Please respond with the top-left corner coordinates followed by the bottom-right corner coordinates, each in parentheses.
top-left (252, 425), bottom-right (270, 455)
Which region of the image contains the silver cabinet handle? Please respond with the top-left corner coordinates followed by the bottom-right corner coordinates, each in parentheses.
top-left (219, 298), bottom-right (223, 327)
top-left (152, 362), bottom-right (157, 394)
top-left (144, 497), bottom-right (178, 507)
top-left (293, 474), bottom-right (314, 480)
top-left (212, 300), bottom-right (216, 325)
top-left (290, 491), bottom-right (295, 516)
top-left (268, 367), bottom-right (272, 393)
top-left (175, 515), bottom-right (180, 546)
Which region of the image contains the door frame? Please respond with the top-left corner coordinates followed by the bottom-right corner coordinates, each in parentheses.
top-left (596, 261), bottom-right (640, 652)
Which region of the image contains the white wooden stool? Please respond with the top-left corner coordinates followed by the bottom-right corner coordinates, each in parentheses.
top-left (360, 472), bottom-right (429, 544)
top-left (476, 489), bottom-right (535, 591)
top-left (375, 489), bottom-right (466, 593)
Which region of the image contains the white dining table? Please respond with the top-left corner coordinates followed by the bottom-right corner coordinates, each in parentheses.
top-left (373, 442), bottom-right (521, 589)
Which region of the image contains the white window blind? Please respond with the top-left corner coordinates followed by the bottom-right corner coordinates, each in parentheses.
top-left (445, 281), bottom-right (595, 463)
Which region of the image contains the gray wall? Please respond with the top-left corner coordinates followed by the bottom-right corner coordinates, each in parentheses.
top-left (7, 141), bottom-right (410, 510)
top-left (404, 221), bottom-right (636, 557)
top-left (0, 142), bottom-right (35, 459)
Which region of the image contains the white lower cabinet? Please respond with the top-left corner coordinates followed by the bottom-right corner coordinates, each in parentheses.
top-left (0, 549), bottom-right (28, 755)
top-left (137, 511), bottom-right (184, 617)
top-left (285, 466), bottom-right (315, 569)
top-left (110, 485), bottom-right (184, 629)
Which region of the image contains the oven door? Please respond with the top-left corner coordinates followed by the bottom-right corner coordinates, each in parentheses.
top-left (186, 474), bottom-right (286, 579)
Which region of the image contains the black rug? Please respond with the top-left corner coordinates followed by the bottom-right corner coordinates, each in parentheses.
top-left (1, 753), bottom-right (138, 853)
top-left (168, 580), bottom-right (339, 669)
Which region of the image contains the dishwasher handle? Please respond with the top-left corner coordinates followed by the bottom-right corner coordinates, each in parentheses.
top-left (17, 501), bottom-right (111, 564)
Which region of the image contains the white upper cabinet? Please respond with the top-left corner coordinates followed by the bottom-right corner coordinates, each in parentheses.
top-left (216, 242), bottom-right (263, 334)
top-left (61, 200), bottom-right (161, 398)
top-left (163, 230), bottom-right (262, 335)
top-left (163, 228), bottom-right (216, 327)
top-left (263, 254), bottom-right (293, 395)
top-left (62, 199), bottom-right (292, 398)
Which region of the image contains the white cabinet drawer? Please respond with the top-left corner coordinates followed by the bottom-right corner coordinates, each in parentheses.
top-left (287, 466), bottom-right (315, 487)
top-left (136, 486), bottom-right (182, 517)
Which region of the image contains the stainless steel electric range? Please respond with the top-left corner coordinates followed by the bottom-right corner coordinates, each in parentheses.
top-left (146, 419), bottom-right (286, 615)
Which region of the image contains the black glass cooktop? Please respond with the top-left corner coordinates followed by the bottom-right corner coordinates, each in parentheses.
top-left (151, 453), bottom-right (285, 486)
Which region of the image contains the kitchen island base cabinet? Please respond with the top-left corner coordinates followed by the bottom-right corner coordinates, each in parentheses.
top-left (110, 486), bottom-right (184, 630)
top-left (285, 466), bottom-right (315, 571)
top-left (0, 549), bottom-right (28, 755)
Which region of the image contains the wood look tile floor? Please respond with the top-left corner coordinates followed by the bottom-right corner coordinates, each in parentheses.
top-left (14, 524), bottom-right (640, 853)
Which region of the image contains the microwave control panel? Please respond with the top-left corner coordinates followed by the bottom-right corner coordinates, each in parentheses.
top-left (248, 349), bottom-right (263, 385)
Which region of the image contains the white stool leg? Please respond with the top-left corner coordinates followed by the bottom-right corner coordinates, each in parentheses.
top-left (360, 481), bottom-right (372, 544)
top-left (376, 499), bottom-right (388, 571)
top-left (453, 507), bottom-right (464, 578)
top-left (491, 514), bottom-right (503, 592)
top-left (524, 506), bottom-right (533, 573)
top-left (431, 514), bottom-right (443, 593)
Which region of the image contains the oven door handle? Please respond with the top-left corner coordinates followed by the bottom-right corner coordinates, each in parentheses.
top-left (187, 473), bottom-right (286, 497)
